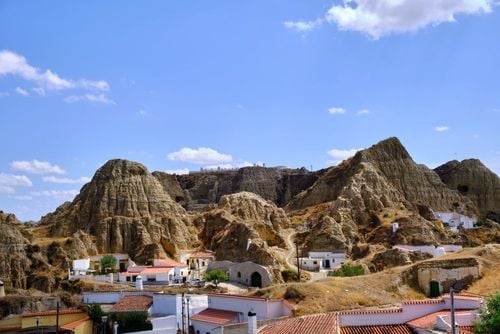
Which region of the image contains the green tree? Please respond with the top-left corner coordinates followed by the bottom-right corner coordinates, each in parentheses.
top-left (86, 303), bottom-right (104, 322)
top-left (329, 263), bottom-right (365, 277)
top-left (475, 292), bottom-right (500, 334)
top-left (204, 269), bottom-right (229, 287)
top-left (100, 255), bottom-right (117, 274)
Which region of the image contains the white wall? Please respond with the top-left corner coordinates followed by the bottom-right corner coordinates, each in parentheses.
top-left (207, 296), bottom-right (290, 322)
top-left (73, 258), bottom-right (90, 270)
top-left (82, 291), bottom-right (154, 304)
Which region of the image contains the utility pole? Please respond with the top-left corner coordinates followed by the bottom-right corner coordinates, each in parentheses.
top-left (186, 296), bottom-right (190, 334)
top-left (181, 293), bottom-right (185, 334)
top-left (450, 288), bottom-right (456, 334)
top-left (295, 241), bottom-right (300, 282)
top-left (56, 301), bottom-right (60, 334)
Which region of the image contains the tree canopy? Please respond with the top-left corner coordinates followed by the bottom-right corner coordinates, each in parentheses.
top-left (100, 255), bottom-right (118, 274)
top-left (204, 269), bottom-right (229, 287)
top-left (474, 292), bottom-right (500, 334)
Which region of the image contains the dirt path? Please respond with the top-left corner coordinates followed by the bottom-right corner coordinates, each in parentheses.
top-left (283, 229), bottom-right (327, 282)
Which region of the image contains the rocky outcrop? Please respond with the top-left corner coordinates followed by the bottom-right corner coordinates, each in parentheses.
top-left (195, 192), bottom-right (288, 266)
top-left (370, 248), bottom-right (432, 272)
top-left (299, 215), bottom-right (358, 252)
top-left (40, 159), bottom-right (195, 262)
top-left (0, 212), bottom-right (31, 289)
top-left (154, 167), bottom-right (318, 210)
top-left (435, 159), bottom-right (500, 220)
top-left (288, 138), bottom-right (476, 215)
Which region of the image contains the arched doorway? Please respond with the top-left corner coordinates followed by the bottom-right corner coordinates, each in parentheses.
top-left (250, 272), bottom-right (262, 288)
top-left (430, 281), bottom-right (440, 297)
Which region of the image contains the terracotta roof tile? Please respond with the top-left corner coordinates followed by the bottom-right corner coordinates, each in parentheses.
top-left (191, 308), bottom-right (239, 325)
top-left (340, 324), bottom-right (412, 334)
top-left (154, 259), bottom-right (187, 267)
top-left (190, 251), bottom-right (214, 259)
top-left (402, 298), bottom-right (444, 305)
top-left (258, 313), bottom-right (338, 334)
top-left (22, 309), bottom-right (84, 317)
top-left (337, 307), bottom-right (402, 315)
top-left (110, 295), bottom-right (153, 313)
top-left (140, 267), bottom-right (174, 275)
top-left (60, 316), bottom-right (90, 330)
top-left (407, 309), bottom-right (474, 329)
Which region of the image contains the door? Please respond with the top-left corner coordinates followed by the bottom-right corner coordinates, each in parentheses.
top-left (250, 272), bottom-right (262, 288)
top-left (430, 281), bottom-right (440, 297)
top-left (324, 259), bottom-right (330, 269)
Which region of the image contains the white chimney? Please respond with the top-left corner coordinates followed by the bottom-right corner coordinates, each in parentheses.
top-left (248, 310), bottom-right (257, 334)
top-left (136, 275), bottom-right (143, 290)
top-left (246, 239), bottom-right (252, 251)
top-left (392, 223), bottom-right (399, 233)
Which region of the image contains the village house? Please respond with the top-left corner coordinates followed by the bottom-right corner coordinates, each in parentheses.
top-left (207, 261), bottom-right (273, 288)
top-left (0, 309), bottom-right (92, 334)
top-left (393, 244), bottom-right (463, 257)
top-left (257, 294), bottom-right (483, 334)
top-left (118, 259), bottom-right (189, 284)
top-left (299, 251), bottom-right (346, 271)
top-left (179, 250), bottom-right (215, 279)
top-left (433, 212), bottom-right (476, 231)
top-left (68, 254), bottom-right (130, 281)
top-left (190, 293), bottom-right (293, 334)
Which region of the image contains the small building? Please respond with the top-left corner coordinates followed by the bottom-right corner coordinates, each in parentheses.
top-left (207, 261), bottom-right (273, 288)
top-left (191, 293), bottom-right (293, 334)
top-left (0, 309), bottom-right (93, 334)
top-left (109, 295), bottom-right (153, 314)
top-left (118, 259), bottom-right (189, 284)
top-left (434, 212), bottom-right (476, 231)
top-left (393, 244), bottom-right (462, 257)
top-left (299, 251), bottom-right (346, 271)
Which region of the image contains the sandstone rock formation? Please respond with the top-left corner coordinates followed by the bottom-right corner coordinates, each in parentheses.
top-left (0, 212), bottom-right (31, 289)
top-left (154, 166), bottom-right (318, 210)
top-left (435, 159), bottom-right (500, 221)
top-left (40, 159), bottom-right (195, 263)
top-left (194, 192), bottom-right (288, 266)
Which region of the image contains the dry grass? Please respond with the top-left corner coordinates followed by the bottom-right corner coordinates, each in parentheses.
top-left (251, 245), bottom-right (500, 315)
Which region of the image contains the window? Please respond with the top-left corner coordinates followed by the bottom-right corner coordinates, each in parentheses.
top-left (313, 261), bottom-right (317, 265)
top-left (237, 271), bottom-right (241, 278)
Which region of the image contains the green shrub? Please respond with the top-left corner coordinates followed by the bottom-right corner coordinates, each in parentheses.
top-left (109, 312), bottom-right (152, 333)
top-left (329, 264), bottom-right (365, 277)
top-left (284, 285), bottom-right (304, 300)
top-left (281, 269), bottom-right (298, 282)
top-left (474, 292), bottom-right (500, 334)
top-left (204, 269), bottom-right (229, 287)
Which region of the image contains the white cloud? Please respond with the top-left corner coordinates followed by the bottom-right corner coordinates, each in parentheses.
top-left (30, 189), bottom-right (79, 199)
top-left (327, 148), bottom-right (362, 164)
top-left (138, 109), bottom-right (147, 116)
top-left (15, 86), bottom-right (29, 96)
top-left (164, 168), bottom-right (190, 175)
top-left (328, 107), bottom-right (346, 114)
top-left (10, 159), bottom-right (66, 175)
top-left (435, 126), bottom-right (450, 132)
top-left (284, 18), bottom-right (323, 32)
top-left (236, 104), bottom-right (244, 109)
top-left (64, 94), bottom-right (116, 105)
top-left (167, 147), bottom-right (233, 165)
top-left (0, 50), bottom-right (109, 91)
top-left (0, 173), bottom-right (33, 187)
top-left (0, 91), bottom-right (9, 97)
top-left (0, 186), bottom-right (15, 194)
top-left (286, 0), bottom-right (493, 39)
top-left (326, 0), bottom-right (493, 39)
top-left (356, 108), bottom-right (370, 115)
top-left (42, 176), bottom-right (91, 184)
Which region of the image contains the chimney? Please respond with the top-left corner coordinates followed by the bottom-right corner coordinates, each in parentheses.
top-left (136, 275), bottom-right (143, 291)
top-left (248, 310), bottom-right (257, 334)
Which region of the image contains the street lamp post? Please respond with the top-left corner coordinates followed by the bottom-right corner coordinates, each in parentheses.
top-left (35, 316), bottom-right (40, 334)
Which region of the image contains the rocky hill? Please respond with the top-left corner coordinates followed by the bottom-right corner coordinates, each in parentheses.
top-left (435, 159), bottom-right (500, 221)
top-left (40, 159), bottom-right (195, 262)
top-left (153, 166), bottom-right (319, 210)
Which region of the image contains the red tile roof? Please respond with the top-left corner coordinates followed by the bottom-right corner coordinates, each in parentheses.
top-left (338, 307), bottom-right (402, 315)
top-left (407, 309), bottom-right (474, 329)
top-left (401, 298), bottom-right (444, 305)
top-left (60, 316), bottom-right (90, 330)
top-left (140, 267), bottom-right (174, 275)
top-left (340, 324), bottom-right (412, 334)
top-left (190, 251), bottom-right (214, 259)
top-left (22, 309), bottom-right (84, 317)
top-left (110, 295), bottom-right (153, 313)
top-left (191, 308), bottom-right (239, 325)
top-left (154, 259), bottom-right (187, 267)
top-left (258, 313), bottom-right (338, 334)
top-left (457, 325), bottom-right (475, 334)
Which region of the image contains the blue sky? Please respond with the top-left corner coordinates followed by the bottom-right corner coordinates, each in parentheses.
top-left (1, 0), bottom-right (499, 221)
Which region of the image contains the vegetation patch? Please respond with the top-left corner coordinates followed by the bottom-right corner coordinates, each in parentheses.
top-left (329, 264), bottom-right (365, 277)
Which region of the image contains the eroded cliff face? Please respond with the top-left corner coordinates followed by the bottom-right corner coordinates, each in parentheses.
top-left (153, 166), bottom-right (318, 210)
top-left (40, 159), bottom-right (195, 262)
top-left (435, 159), bottom-right (500, 220)
top-left (0, 212), bottom-right (31, 289)
top-left (194, 192), bottom-right (288, 266)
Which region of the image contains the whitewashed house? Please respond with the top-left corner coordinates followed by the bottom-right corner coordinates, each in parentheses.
top-left (118, 259), bottom-right (189, 284)
top-left (393, 244), bottom-right (462, 257)
top-left (191, 293), bottom-right (293, 334)
top-left (434, 212), bottom-right (476, 231)
top-left (299, 251), bottom-right (346, 271)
